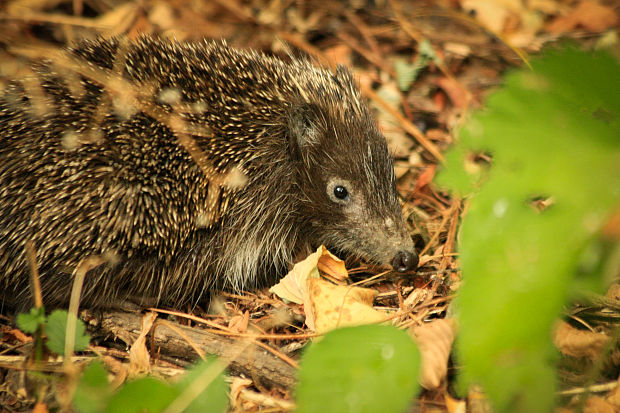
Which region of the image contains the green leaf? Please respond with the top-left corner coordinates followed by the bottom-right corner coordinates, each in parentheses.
top-left (394, 40), bottom-right (439, 92)
top-left (295, 325), bottom-right (420, 413)
top-left (73, 361), bottom-right (110, 413)
top-left (436, 47), bottom-right (620, 412)
top-left (172, 358), bottom-right (229, 413)
top-left (16, 307), bottom-right (46, 333)
top-left (72, 359), bottom-right (229, 413)
top-left (395, 59), bottom-right (421, 92)
top-left (418, 39), bottom-right (439, 63)
top-left (105, 377), bottom-right (176, 413)
top-left (46, 310), bottom-right (91, 355)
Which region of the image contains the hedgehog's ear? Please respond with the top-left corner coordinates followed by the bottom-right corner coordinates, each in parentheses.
top-left (287, 103), bottom-right (322, 162)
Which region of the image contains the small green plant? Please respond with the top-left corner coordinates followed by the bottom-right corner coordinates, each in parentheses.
top-left (295, 325), bottom-right (421, 413)
top-left (437, 46), bottom-right (620, 411)
top-left (18, 307), bottom-right (228, 412)
top-left (17, 308), bottom-right (90, 355)
top-left (72, 358), bottom-right (229, 413)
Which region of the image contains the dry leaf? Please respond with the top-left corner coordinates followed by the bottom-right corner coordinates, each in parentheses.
top-left (394, 163), bottom-right (410, 179)
top-left (32, 402), bottom-right (48, 413)
top-left (414, 165), bottom-right (437, 192)
top-left (128, 312), bottom-right (157, 377)
top-left (434, 77), bottom-right (470, 109)
top-left (317, 248), bottom-right (348, 281)
top-left (229, 377), bottom-right (253, 410)
top-left (270, 246), bottom-right (350, 330)
top-left (228, 311), bottom-right (250, 333)
top-left (606, 283), bottom-right (620, 301)
top-left (3, 327), bottom-right (32, 343)
top-left (324, 44), bottom-right (353, 67)
top-left (101, 354), bottom-right (127, 389)
top-left (403, 288), bottom-right (432, 308)
top-left (269, 252), bottom-right (319, 305)
top-left (433, 90), bottom-right (447, 112)
top-left (269, 248), bottom-right (318, 304)
top-left (584, 396), bottom-right (616, 413)
top-left (410, 318), bottom-right (458, 389)
top-left (426, 128), bottom-right (451, 143)
top-left (270, 245), bottom-right (348, 304)
top-left (148, 1), bottom-right (176, 30)
top-left (605, 381), bottom-right (620, 408)
top-left (553, 320), bottom-right (609, 359)
top-left (463, 0), bottom-right (546, 48)
top-left (529, 0), bottom-right (561, 14)
top-left (309, 278), bottom-right (385, 334)
top-left (417, 254), bottom-right (434, 267)
top-left (546, 0), bottom-right (618, 33)
top-left (445, 392), bottom-right (467, 413)
top-left (408, 151), bottom-right (423, 168)
top-left (462, 0), bottom-right (512, 33)
top-left (444, 42), bottom-right (472, 57)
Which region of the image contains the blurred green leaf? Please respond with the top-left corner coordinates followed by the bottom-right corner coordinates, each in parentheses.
top-left (73, 361), bottom-right (110, 413)
top-left (172, 358), bottom-right (229, 413)
top-left (296, 325), bottom-right (420, 413)
top-left (72, 358), bottom-right (228, 413)
top-left (105, 377), bottom-right (176, 413)
top-left (437, 46), bottom-right (620, 412)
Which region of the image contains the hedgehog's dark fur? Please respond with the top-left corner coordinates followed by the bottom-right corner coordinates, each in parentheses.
top-left (0, 37), bottom-right (417, 309)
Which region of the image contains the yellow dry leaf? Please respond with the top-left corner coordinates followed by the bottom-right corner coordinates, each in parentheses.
top-left (269, 250), bottom-right (320, 304)
top-left (309, 278), bottom-right (385, 334)
top-left (445, 393), bottom-right (467, 413)
top-left (410, 318), bottom-right (458, 389)
top-left (317, 247), bottom-right (348, 281)
top-left (462, 0), bottom-right (512, 33)
top-left (270, 245), bottom-right (348, 304)
top-left (128, 312), bottom-right (157, 378)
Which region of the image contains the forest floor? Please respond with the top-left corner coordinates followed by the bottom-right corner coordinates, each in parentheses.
top-left (0, 0), bottom-right (619, 412)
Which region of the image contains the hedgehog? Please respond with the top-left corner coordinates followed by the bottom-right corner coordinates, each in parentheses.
top-left (0, 36), bottom-right (418, 310)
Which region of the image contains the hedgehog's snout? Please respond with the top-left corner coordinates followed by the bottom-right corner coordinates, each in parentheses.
top-left (391, 249), bottom-right (418, 272)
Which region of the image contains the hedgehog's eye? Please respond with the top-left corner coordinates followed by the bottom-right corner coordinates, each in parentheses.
top-left (333, 185), bottom-right (349, 200)
top-left (327, 178), bottom-right (352, 204)
top-left (325, 177), bottom-right (355, 205)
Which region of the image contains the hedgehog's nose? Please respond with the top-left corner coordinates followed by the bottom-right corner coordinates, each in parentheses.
top-left (391, 250), bottom-right (418, 272)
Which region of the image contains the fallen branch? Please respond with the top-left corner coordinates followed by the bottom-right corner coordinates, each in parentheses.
top-left (86, 310), bottom-right (297, 390)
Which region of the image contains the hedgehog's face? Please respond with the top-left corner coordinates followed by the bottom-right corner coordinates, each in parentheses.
top-left (287, 101), bottom-right (418, 273)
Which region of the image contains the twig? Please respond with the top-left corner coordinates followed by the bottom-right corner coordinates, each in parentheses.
top-left (360, 83), bottom-right (444, 163)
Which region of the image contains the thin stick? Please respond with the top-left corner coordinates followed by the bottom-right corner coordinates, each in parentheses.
top-left (65, 256), bottom-right (105, 363)
top-left (25, 242), bottom-right (43, 310)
